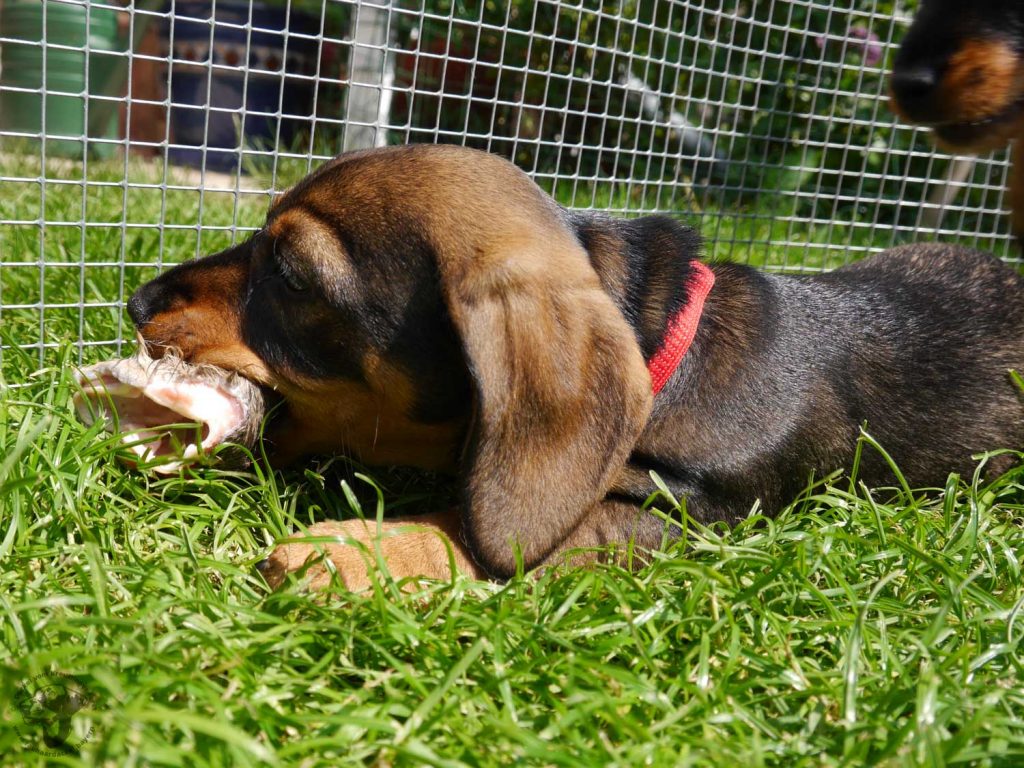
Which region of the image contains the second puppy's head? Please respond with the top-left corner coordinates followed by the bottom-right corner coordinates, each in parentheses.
top-left (890, 1), bottom-right (1024, 151)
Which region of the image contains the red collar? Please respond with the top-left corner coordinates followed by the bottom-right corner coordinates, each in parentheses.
top-left (647, 261), bottom-right (715, 395)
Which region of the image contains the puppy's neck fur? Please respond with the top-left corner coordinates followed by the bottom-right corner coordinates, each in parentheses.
top-left (566, 211), bottom-right (703, 359)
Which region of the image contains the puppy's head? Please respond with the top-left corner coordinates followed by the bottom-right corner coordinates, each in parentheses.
top-left (129, 145), bottom-right (652, 574)
top-left (890, 1), bottom-right (1024, 152)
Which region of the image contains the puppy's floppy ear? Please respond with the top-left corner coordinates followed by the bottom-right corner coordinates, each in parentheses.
top-left (439, 236), bottom-right (653, 578)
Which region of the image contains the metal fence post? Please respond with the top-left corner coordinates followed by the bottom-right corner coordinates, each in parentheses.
top-left (343, 0), bottom-right (395, 151)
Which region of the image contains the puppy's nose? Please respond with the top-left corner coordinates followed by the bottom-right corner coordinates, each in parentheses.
top-left (255, 559), bottom-right (270, 573)
top-left (890, 65), bottom-right (941, 120)
top-left (126, 293), bottom-right (149, 328)
top-left (127, 282), bottom-right (162, 327)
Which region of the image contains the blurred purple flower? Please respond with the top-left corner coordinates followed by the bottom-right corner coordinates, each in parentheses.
top-left (849, 26), bottom-right (883, 67)
top-left (814, 26), bottom-right (883, 67)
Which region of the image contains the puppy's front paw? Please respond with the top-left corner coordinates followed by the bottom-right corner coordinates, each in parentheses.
top-left (257, 512), bottom-right (486, 591)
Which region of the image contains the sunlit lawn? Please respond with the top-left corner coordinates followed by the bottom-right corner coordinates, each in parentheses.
top-left (1, 151), bottom-right (1023, 766)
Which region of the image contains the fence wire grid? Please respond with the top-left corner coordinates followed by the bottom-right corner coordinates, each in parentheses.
top-left (0, 0), bottom-right (1015, 369)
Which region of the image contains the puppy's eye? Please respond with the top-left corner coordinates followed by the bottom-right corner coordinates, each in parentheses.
top-left (279, 263), bottom-right (308, 293)
top-left (272, 241), bottom-right (308, 293)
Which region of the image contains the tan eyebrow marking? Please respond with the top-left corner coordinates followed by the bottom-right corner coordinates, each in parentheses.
top-left (266, 207), bottom-right (353, 295)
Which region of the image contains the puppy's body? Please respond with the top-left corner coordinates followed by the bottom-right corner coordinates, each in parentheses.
top-left (615, 244), bottom-right (1024, 522)
top-left (127, 145), bottom-right (1024, 585)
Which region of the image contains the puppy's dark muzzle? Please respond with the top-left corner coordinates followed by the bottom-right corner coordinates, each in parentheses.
top-left (889, 64), bottom-right (943, 123)
top-left (127, 281), bottom-right (164, 328)
top-left (126, 240), bottom-right (252, 333)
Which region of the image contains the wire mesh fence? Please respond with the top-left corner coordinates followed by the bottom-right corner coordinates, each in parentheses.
top-left (0, 0), bottom-right (1015, 370)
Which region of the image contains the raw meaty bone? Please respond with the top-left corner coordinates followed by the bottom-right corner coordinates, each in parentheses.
top-left (74, 349), bottom-right (266, 473)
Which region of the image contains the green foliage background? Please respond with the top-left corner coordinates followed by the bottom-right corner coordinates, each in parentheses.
top-left (377, 0), bottom-right (1008, 251)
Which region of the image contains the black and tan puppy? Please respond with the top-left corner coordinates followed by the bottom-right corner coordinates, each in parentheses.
top-left (126, 144), bottom-right (1024, 589)
top-left (890, 0), bottom-right (1024, 239)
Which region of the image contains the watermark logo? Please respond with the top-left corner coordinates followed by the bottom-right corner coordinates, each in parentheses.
top-left (13, 673), bottom-right (97, 756)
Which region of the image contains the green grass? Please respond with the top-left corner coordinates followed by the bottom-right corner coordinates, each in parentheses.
top-left (2, 153), bottom-right (1024, 766)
